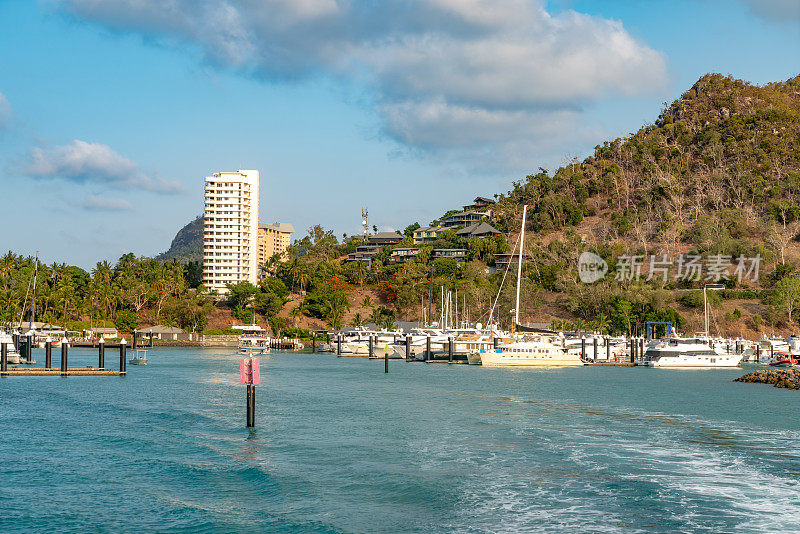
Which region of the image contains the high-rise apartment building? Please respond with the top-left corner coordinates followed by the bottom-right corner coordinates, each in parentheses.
top-left (258, 223), bottom-right (295, 269)
top-left (202, 170), bottom-right (259, 293)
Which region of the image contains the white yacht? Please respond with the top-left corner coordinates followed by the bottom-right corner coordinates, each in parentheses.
top-left (336, 327), bottom-right (402, 356)
top-left (233, 324), bottom-right (270, 354)
top-left (0, 331), bottom-right (22, 364)
top-left (643, 337), bottom-right (743, 367)
top-left (478, 335), bottom-right (585, 367)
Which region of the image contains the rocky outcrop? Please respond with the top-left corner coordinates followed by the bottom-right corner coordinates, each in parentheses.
top-left (735, 369), bottom-right (800, 390)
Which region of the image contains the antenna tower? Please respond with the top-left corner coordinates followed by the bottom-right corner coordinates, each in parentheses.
top-left (362, 207), bottom-right (369, 238)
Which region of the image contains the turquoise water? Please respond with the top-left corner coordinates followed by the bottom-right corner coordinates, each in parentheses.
top-left (1, 348), bottom-right (799, 533)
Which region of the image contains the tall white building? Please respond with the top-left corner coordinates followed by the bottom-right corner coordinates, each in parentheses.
top-left (202, 170), bottom-right (260, 293)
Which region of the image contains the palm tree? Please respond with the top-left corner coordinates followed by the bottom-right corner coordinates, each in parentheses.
top-left (595, 313), bottom-right (611, 335)
top-left (573, 318), bottom-right (587, 334)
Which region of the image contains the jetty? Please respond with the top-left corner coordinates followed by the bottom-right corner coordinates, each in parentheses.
top-left (1, 367), bottom-right (122, 377)
top-left (1, 338), bottom-right (131, 377)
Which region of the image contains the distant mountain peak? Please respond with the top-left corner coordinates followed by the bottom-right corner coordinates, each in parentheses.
top-left (155, 214), bottom-right (203, 263)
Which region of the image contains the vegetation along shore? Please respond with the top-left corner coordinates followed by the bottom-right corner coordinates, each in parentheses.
top-left (2, 74), bottom-right (799, 340)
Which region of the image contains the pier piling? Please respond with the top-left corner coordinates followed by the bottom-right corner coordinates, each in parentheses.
top-left (448, 337), bottom-right (453, 363)
top-left (60, 342), bottom-right (68, 376)
top-left (1, 343), bottom-right (7, 374)
top-left (593, 338), bottom-right (598, 362)
top-left (384, 346), bottom-right (389, 373)
top-left (581, 338), bottom-right (586, 360)
top-left (426, 336), bottom-right (431, 362)
top-left (405, 335), bottom-right (410, 361)
top-left (26, 334), bottom-right (32, 361)
top-left (756, 345), bottom-right (761, 363)
top-left (606, 337), bottom-right (610, 360)
top-left (312, 332), bottom-right (316, 353)
top-left (368, 336), bottom-right (373, 358)
top-left (336, 335), bottom-right (341, 357)
top-left (120, 338), bottom-right (127, 375)
top-left (640, 338), bottom-right (645, 360)
top-left (98, 338), bottom-right (105, 369)
top-left (246, 384), bottom-right (255, 428)
top-left (45, 341), bottom-right (52, 368)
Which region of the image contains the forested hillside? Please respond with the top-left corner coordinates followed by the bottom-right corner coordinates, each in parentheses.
top-left (489, 73), bottom-right (800, 335)
top-left (156, 215), bottom-right (203, 263)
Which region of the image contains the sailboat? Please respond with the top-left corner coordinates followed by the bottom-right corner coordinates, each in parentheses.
top-left (474, 205), bottom-right (585, 367)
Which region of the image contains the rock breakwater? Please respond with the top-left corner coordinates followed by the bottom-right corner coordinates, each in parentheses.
top-left (735, 369), bottom-right (800, 390)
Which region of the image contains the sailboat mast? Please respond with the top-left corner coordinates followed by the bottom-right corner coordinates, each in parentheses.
top-left (29, 251), bottom-right (39, 330)
top-left (514, 206), bottom-right (527, 329)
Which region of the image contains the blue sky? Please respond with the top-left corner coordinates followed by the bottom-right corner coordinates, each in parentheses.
top-left (0, 0), bottom-right (797, 268)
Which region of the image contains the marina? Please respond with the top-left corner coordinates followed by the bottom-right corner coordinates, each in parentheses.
top-left (1, 347), bottom-right (798, 532)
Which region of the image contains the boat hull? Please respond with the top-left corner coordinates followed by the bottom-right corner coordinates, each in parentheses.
top-left (479, 352), bottom-right (584, 367)
top-left (645, 355), bottom-right (743, 368)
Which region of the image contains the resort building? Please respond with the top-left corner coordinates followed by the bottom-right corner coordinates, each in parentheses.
top-left (412, 226), bottom-right (446, 244)
top-left (462, 196), bottom-right (496, 213)
top-left (202, 169), bottom-right (260, 293)
top-left (258, 223), bottom-right (295, 266)
top-left (432, 248), bottom-right (468, 263)
top-left (389, 248), bottom-right (420, 264)
top-left (441, 210), bottom-right (487, 228)
top-left (345, 245), bottom-right (382, 267)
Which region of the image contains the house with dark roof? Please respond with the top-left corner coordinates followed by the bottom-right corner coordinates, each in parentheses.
top-left (345, 245), bottom-right (382, 266)
top-left (455, 221), bottom-right (502, 239)
top-left (367, 231), bottom-right (404, 245)
top-left (134, 325), bottom-right (190, 341)
top-left (462, 196), bottom-right (496, 212)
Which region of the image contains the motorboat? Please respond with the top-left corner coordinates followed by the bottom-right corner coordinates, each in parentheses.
top-left (769, 353), bottom-right (798, 367)
top-left (643, 336), bottom-right (743, 367)
top-left (128, 349), bottom-right (148, 365)
top-left (477, 334), bottom-right (585, 367)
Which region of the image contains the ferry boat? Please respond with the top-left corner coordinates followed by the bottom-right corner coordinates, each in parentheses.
top-left (643, 337), bottom-right (743, 367)
top-left (233, 325), bottom-right (270, 354)
top-left (477, 335), bottom-right (584, 367)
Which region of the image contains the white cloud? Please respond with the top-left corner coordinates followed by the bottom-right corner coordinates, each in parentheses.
top-left (82, 195), bottom-right (133, 211)
top-left (0, 92), bottom-right (11, 129)
top-left (22, 139), bottom-right (183, 192)
top-left (57, 0), bottom-right (668, 165)
top-left (740, 0), bottom-right (800, 23)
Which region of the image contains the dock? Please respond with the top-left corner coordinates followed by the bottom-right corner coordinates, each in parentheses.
top-left (1, 367), bottom-right (123, 376)
top-left (588, 361), bottom-right (637, 367)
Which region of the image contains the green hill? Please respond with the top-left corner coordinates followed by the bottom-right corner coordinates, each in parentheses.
top-left (486, 73), bottom-right (800, 334)
top-left (156, 215), bottom-right (203, 263)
